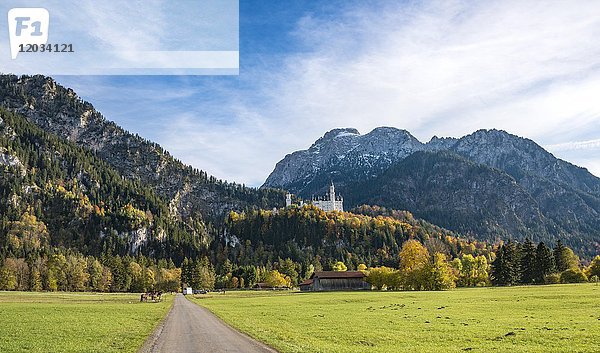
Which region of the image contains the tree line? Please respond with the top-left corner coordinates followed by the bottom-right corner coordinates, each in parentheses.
top-left (362, 239), bottom-right (599, 291)
top-left (0, 250), bottom-right (181, 292)
top-left (1, 237), bottom-right (598, 293)
top-left (490, 239), bottom-right (595, 285)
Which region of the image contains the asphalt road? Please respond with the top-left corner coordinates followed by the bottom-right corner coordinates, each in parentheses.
top-left (140, 293), bottom-right (277, 353)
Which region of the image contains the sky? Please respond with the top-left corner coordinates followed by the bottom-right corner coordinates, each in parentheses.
top-left (0, 0), bottom-right (238, 74)
top-left (56, 0), bottom-right (600, 186)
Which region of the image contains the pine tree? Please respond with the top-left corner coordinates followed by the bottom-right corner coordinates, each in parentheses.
top-left (491, 241), bottom-right (520, 286)
top-left (491, 245), bottom-right (507, 285)
top-left (553, 240), bottom-right (566, 272)
top-left (181, 257), bottom-right (191, 287)
top-left (505, 240), bottom-right (520, 285)
top-left (535, 242), bottom-right (554, 283)
top-left (520, 239), bottom-right (536, 284)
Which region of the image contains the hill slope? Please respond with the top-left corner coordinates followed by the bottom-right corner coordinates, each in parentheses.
top-left (0, 108), bottom-right (206, 260)
top-left (0, 75), bottom-right (284, 223)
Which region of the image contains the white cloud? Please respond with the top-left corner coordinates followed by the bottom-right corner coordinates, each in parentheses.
top-left (546, 139), bottom-right (600, 152)
top-left (60, 1), bottom-right (600, 184)
top-left (50, 0), bottom-right (168, 51)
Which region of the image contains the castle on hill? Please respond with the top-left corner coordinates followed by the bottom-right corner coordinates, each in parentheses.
top-left (286, 181), bottom-right (344, 212)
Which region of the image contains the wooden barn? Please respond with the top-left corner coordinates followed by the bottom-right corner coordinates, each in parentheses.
top-left (302, 271), bottom-right (370, 291)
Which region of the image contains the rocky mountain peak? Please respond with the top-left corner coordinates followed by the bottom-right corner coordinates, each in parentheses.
top-left (310, 128), bottom-right (360, 149)
top-left (323, 127), bottom-right (361, 139)
top-left (426, 135), bottom-right (458, 150)
top-left (264, 126), bottom-right (425, 194)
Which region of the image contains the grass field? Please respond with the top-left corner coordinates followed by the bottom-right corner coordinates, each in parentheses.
top-left (191, 284), bottom-right (600, 353)
top-left (0, 291), bottom-right (173, 353)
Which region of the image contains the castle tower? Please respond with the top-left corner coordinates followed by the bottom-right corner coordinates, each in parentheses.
top-left (285, 193), bottom-right (292, 207)
top-left (329, 181), bottom-right (336, 201)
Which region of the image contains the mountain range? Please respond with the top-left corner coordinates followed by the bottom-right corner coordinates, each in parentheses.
top-left (0, 74), bottom-right (477, 265)
top-left (1, 74), bottom-right (598, 258)
top-left (263, 127), bottom-right (600, 256)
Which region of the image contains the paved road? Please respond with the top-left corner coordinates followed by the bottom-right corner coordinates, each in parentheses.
top-left (140, 293), bottom-right (277, 353)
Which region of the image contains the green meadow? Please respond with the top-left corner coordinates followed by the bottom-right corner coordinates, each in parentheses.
top-left (0, 291), bottom-right (172, 353)
top-left (192, 284), bottom-right (600, 353)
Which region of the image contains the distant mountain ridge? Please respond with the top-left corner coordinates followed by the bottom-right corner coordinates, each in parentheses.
top-left (264, 127), bottom-right (600, 256)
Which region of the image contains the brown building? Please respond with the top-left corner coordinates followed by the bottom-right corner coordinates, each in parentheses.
top-left (301, 271), bottom-right (370, 291)
top-left (299, 279), bottom-right (313, 291)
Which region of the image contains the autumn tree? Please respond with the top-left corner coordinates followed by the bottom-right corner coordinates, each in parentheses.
top-left (7, 212), bottom-right (49, 255)
top-left (129, 261), bottom-right (144, 292)
top-left (264, 270), bottom-right (290, 288)
top-left (425, 253), bottom-right (456, 290)
top-left (365, 266), bottom-right (398, 290)
top-left (560, 268), bottom-right (587, 283)
top-left (553, 241), bottom-right (579, 272)
top-left (99, 267), bottom-right (112, 292)
top-left (586, 256), bottom-right (600, 279)
top-left (0, 258), bottom-right (18, 290)
top-left (278, 258), bottom-right (299, 285)
top-left (65, 255), bottom-right (89, 292)
top-left (28, 258), bottom-right (44, 292)
top-left (192, 257), bottom-right (215, 290)
top-left (332, 261), bottom-right (348, 272)
top-left (399, 239), bottom-right (430, 290)
top-left (47, 254), bottom-right (67, 291)
top-left (453, 254), bottom-right (489, 287)
top-left (142, 267), bottom-right (155, 291)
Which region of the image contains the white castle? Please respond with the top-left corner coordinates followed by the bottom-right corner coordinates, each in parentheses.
top-left (286, 182), bottom-right (344, 212)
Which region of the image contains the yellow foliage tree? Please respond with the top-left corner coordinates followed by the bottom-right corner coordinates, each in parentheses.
top-left (7, 211), bottom-right (49, 253)
top-left (399, 239), bottom-right (430, 290)
top-left (332, 261), bottom-right (347, 272)
top-left (264, 270), bottom-right (290, 288)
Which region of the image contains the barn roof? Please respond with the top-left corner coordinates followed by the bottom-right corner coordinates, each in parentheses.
top-left (299, 279), bottom-right (313, 286)
top-left (253, 282), bottom-right (272, 288)
top-left (310, 271), bottom-right (365, 279)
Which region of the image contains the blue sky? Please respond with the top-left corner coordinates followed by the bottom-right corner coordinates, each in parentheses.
top-left (57, 0), bottom-right (600, 186)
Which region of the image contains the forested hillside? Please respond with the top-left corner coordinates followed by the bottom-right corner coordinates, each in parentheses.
top-left (0, 108), bottom-right (208, 260)
top-left (225, 204), bottom-right (493, 271)
top-left (0, 74), bottom-right (284, 223)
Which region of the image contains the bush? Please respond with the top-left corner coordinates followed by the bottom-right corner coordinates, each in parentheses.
top-left (589, 275), bottom-right (599, 284)
top-left (560, 268), bottom-right (588, 283)
top-left (544, 273), bottom-right (560, 284)
top-left (586, 256), bottom-right (600, 278)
